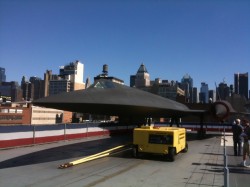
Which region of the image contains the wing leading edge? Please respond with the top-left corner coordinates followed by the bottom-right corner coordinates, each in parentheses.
top-left (33, 80), bottom-right (205, 118)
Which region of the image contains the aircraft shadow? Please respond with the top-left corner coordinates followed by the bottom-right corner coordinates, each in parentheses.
top-left (0, 135), bottom-right (132, 170)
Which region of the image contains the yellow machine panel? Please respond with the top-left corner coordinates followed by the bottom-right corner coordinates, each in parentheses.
top-left (133, 126), bottom-right (188, 161)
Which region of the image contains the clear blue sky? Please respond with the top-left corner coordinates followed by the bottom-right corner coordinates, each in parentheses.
top-left (0, 0), bottom-right (249, 90)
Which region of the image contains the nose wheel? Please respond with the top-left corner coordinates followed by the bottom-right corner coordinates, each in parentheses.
top-left (132, 145), bottom-right (138, 158)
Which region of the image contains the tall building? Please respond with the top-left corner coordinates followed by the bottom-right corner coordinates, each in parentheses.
top-left (59, 60), bottom-right (85, 90)
top-left (134, 64), bottom-right (150, 88)
top-left (130, 75), bottom-right (136, 87)
top-left (30, 76), bottom-right (44, 100)
top-left (234, 72), bottom-right (248, 99)
top-left (21, 76), bottom-right (45, 101)
top-left (151, 79), bottom-right (184, 101)
top-left (44, 70), bottom-right (53, 97)
top-left (130, 64), bottom-right (184, 101)
top-left (200, 82), bottom-right (209, 103)
top-left (216, 82), bottom-right (230, 100)
top-left (192, 87), bottom-right (198, 103)
top-left (0, 67), bottom-right (6, 83)
top-left (49, 60), bottom-right (85, 95)
top-left (49, 79), bottom-right (71, 95)
top-left (21, 76), bottom-right (33, 101)
top-left (209, 90), bottom-right (216, 103)
top-left (0, 81), bottom-right (22, 102)
top-left (180, 74), bottom-right (193, 103)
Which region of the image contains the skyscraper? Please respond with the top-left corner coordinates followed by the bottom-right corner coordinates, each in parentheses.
top-left (192, 87), bottom-right (198, 103)
top-left (180, 74), bottom-right (193, 103)
top-left (216, 82), bottom-right (230, 100)
top-left (134, 63), bottom-right (150, 88)
top-left (209, 90), bottom-right (216, 103)
top-left (44, 70), bottom-right (53, 97)
top-left (234, 72), bottom-right (248, 99)
top-left (200, 82), bottom-right (209, 103)
top-left (21, 76), bottom-right (33, 101)
top-left (0, 67), bottom-right (6, 83)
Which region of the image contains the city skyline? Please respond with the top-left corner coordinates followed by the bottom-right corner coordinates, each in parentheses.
top-left (1, 63), bottom-right (248, 91)
top-left (1, 0), bottom-right (250, 89)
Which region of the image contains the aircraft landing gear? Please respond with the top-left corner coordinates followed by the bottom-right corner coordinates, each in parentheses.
top-left (197, 114), bottom-right (206, 139)
top-left (197, 129), bottom-right (206, 139)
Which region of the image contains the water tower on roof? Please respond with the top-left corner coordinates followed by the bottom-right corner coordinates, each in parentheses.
top-left (102, 64), bottom-right (108, 76)
top-left (94, 64), bottom-right (124, 85)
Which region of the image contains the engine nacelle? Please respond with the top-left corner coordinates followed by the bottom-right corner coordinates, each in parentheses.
top-left (211, 100), bottom-right (235, 121)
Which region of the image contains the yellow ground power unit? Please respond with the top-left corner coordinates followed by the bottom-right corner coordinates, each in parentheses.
top-left (133, 126), bottom-right (188, 161)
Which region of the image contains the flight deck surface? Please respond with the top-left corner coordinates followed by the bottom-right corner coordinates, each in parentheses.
top-left (0, 133), bottom-right (249, 187)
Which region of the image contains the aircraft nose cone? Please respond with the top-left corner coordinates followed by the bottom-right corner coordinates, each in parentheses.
top-left (212, 101), bottom-right (230, 120)
top-left (215, 104), bottom-right (227, 118)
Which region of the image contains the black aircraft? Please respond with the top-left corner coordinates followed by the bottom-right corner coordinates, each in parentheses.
top-left (33, 79), bottom-right (236, 135)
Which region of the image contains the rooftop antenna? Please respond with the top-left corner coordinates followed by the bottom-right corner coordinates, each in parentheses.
top-left (237, 72), bottom-right (239, 94)
top-left (215, 82), bottom-right (221, 101)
